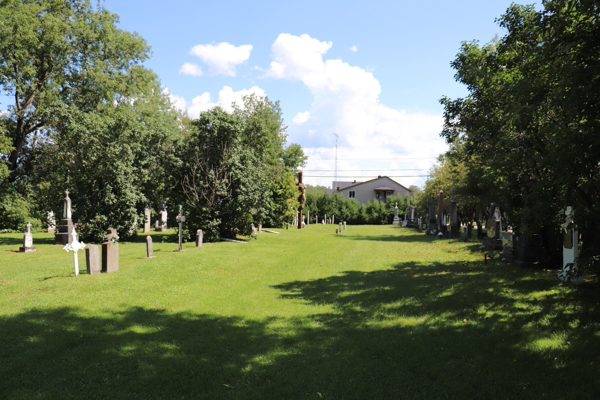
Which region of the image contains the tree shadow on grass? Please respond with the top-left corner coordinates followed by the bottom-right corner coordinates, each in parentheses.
top-left (0, 236), bottom-right (56, 246)
top-left (272, 261), bottom-right (600, 399)
top-left (4, 263), bottom-right (600, 399)
top-left (340, 233), bottom-right (437, 243)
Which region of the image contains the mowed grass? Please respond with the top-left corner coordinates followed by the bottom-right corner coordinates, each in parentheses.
top-left (1, 225), bottom-right (600, 399)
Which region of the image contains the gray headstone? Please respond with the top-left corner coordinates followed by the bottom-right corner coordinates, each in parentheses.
top-left (102, 228), bottom-right (120, 273)
top-left (196, 229), bottom-right (203, 247)
top-left (85, 245), bottom-right (102, 274)
top-left (339, 222), bottom-right (343, 232)
top-left (102, 242), bottom-right (120, 273)
top-left (47, 211), bottom-right (56, 233)
top-left (146, 236), bottom-right (156, 258)
top-left (144, 208), bottom-right (151, 233)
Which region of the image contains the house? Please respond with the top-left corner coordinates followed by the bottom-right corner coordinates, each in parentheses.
top-left (333, 176), bottom-right (411, 204)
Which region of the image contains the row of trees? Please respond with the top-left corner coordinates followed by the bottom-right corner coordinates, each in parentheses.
top-left (424, 0), bottom-right (600, 271)
top-left (0, 0), bottom-right (306, 242)
top-left (305, 187), bottom-right (416, 226)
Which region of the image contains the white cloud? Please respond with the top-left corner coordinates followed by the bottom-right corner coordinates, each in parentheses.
top-left (165, 86), bottom-right (265, 119)
top-left (292, 111), bottom-right (310, 125)
top-left (189, 42), bottom-right (253, 76)
top-left (179, 62), bottom-right (204, 77)
top-left (349, 45), bottom-right (358, 52)
top-left (265, 33), bottom-right (446, 188)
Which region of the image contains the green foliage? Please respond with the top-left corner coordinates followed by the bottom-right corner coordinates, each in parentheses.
top-left (440, 0), bottom-right (600, 267)
top-left (174, 107), bottom-right (269, 242)
top-left (0, 186), bottom-right (41, 231)
top-left (305, 189), bottom-right (414, 225)
top-left (31, 76), bottom-right (180, 242)
top-left (0, 0), bottom-right (151, 172)
top-left (281, 143), bottom-right (308, 170)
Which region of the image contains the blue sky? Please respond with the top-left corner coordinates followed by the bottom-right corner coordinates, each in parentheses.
top-left (4, 0), bottom-right (531, 188)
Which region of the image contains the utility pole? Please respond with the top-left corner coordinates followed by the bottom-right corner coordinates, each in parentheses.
top-left (333, 132), bottom-right (339, 190)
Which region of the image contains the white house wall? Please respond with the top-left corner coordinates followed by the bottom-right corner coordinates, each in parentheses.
top-left (338, 177), bottom-right (411, 204)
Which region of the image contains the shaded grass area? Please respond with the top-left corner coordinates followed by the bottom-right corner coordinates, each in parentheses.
top-left (1, 226), bottom-right (600, 399)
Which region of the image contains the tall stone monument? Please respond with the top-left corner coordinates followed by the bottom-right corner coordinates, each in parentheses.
top-left (558, 206), bottom-right (583, 284)
top-left (47, 211), bottom-right (56, 233)
top-left (428, 200), bottom-right (437, 233)
top-left (296, 172), bottom-right (306, 229)
top-left (156, 210), bottom-right (168, 231)
top-left (19, 222), bottom-right (36, 252)
top-left (437, 190), bottom-right (445, 234)
top-left (393, 203), bottom-right (400, 225)
top-left (56, 190), bottom-right (77, 245)
top-left (144, 208), bottom-right (151, 233)
top-left (174, 205), bottom-right (187, 252)
top-left (450, 189), bottom-right (459, 239)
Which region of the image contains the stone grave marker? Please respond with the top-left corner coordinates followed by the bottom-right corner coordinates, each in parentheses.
top-left (19, 222), bottom-right (36, 252)
top-left (47, 211), bottom-right (56, 233)
top-left (56, 190), bottom-right (77, 245)
top-left (393, 203), bottom-right (400, 225)
top-left (558, 206), bottom-right (583, 284)
top-left (85, 245), bottom-right (101, 274)
top-left (145, 236), bottom-right (156, 258)
top-left (196, 229), bottom-right (203, 247)
top-left (102, 228), bottom-right (120, 273)
top-left (344, 221), bottom-right (347, 230)
top-left (339, 222), bottom-right (343, 232)
top-left (174, 205), bottom-right (187, 252)
top-left (144, 208), bottom-right (151, 233)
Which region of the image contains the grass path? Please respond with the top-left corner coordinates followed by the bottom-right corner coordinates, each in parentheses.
top-left (1, 225), bottom-right (599, 399)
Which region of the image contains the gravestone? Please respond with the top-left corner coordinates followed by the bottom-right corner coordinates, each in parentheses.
top-left (483, 203), bottom-right (503, 250)
top-left (144, 208), bottom-right (151, 233)
top-left (428, 200), bottom-right (437, 233)
top-left (156, 210), bottom-right (168, 231)
top-left (252, 223), bottom-right (258, 234)
top-left (102, 228), bottom-right (120, 273)
top-left (451, 189), bottom-right (459, 239)
top-left (19, 222), bottom-right (36, 252)
top-left (259, 224), bottom-right (262, 232)
top-left (145, 236), bottom-right (156, 258)
top-left (558, 207), bottom-right (583, 284)
top-left (47, 211), bottom-right (56, 233)
top-left (307, 210), bottom-right (310, 225)
top-left (174, 205), bottom-right (187, 252)
top-left (392, 203), bottom-right (400, 225)
top-left (196, 229), bottom-right (203, 247)
top-left (56, 190), bottom-right (77, 245)
top-left (339, 222), bottom-right (343, 232)
top-left (500, 231), bottom-right (513, 260)
top-left (332, 215), bottom-right (335, 225)
top-left (461, 227), bottom-right (468, 242)
top-left (336, 228), bottom-right (339, 234)
top-left (344, 221), bottom-right (347, 230)
top-left (296, 172), bottom-right (306, 229)
top-left (85, 245), bottom-right (101, 274)
top-left (324, 214), bottom-right (327, 224)
top-left (513, 234), bottom-right (545, 269)
top-left (437, 190), bottom-right (444, 232)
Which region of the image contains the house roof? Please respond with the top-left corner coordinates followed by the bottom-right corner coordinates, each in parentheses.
top-left (336, 176), bottom-right (412, 193)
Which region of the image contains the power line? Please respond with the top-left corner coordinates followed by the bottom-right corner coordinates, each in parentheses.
top-left (308, 157), bottom-right (437, 160)
top-left (302, 169), bottom-right (429, 171)
top-left (304, 175), bottom-right (429, 178)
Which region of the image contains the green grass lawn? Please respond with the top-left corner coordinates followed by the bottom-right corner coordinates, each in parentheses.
top-left (1, 225), bottom-right (599, 399)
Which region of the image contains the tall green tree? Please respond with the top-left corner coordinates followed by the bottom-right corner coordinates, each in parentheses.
top-left (0, 0), bottom-right (150, 173)
top-left (440, 0), bottom-right (600, 266)
top-left (31, 75), bottom-right (180, 242)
